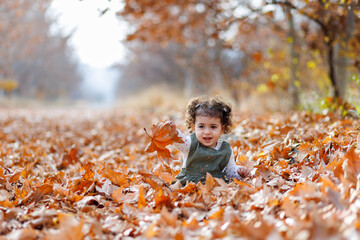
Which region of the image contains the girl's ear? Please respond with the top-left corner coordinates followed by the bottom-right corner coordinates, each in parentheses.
top-left (191, 123), bottom-right (195, 132)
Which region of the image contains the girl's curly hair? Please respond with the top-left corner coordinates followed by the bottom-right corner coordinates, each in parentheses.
top-left (185, 96), bottom-right (233, 134)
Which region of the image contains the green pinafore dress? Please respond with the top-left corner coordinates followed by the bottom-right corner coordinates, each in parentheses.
top-left (175, 133), bottom-right (232, 185)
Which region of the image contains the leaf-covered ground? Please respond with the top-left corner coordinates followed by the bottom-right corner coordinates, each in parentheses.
top-left (1, 107), bottom-right (360, 239)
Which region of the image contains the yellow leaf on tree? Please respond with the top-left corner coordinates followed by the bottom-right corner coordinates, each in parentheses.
top-left (306, 61), bottom-right (316, 69)
top-left (257, 84), bottom-right (269, 93)
top-left (271, 74), bottom-right (279, 83)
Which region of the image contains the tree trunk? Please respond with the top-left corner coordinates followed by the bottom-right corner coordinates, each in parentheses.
top-left (335, 42), bottom-right (347, 99)
top-left (184, 59), bottom-right (195, 97)
top-left (286, 7), bottom-right (300, 108)
top-left (335, 8), bottom-right (354, 100)
top-left (213, 41), bottom-right (241, 105)
top-left (327, 43), bottom-right (339, 99)
top-left (177, 46), bottom-right (195, 97)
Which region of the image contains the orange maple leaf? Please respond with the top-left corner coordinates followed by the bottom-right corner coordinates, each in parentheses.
top-left (144, 121), bottom-right (184, 159)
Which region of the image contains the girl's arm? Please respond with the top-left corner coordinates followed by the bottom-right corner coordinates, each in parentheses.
top-left (224, 152), bottom-right (251, 180)
top-left (162, 121), bottom-right (190, 153)
top-left (166, 123), bottom-right (191, 167)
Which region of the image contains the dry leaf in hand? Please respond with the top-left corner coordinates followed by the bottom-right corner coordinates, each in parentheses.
top-left (144, 121), bottom-right (184, 159)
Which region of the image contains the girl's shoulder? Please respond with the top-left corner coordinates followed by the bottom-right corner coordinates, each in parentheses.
top-left (216, 139), bottom-right (231, 150)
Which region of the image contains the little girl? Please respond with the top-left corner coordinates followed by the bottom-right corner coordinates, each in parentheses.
top-left (168, 96), bottom-right (250, 185)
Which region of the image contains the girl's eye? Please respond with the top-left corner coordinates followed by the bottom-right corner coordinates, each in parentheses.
top-left (198, 125), bottom-right (205, 129)
top-left (211, 126), bottom-right (217, 129)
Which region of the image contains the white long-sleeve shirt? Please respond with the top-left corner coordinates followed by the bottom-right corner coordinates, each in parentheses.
top-left (171, 130), bottom-right (242, 180)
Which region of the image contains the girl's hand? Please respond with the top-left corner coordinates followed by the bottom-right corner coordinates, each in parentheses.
top-left (166, 121), bottom-right (178, 139)
top-left (148, 120), bottom-right (177, 142)
top-left (237, 166), bottom-right (251, 178)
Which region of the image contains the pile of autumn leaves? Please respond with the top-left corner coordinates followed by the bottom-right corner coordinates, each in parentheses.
top-left (1, 108), bottom-right (360, 239)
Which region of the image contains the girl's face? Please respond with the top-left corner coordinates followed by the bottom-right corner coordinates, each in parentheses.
top-left (192, 115), bottom-right (224, 148)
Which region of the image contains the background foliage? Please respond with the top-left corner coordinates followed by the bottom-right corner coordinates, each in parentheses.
top-left (1, 0), bottom-right (359, 109)
top-left (0, 0), bottom-right (80, 99)
top-left (115, 0), bottom-right (360, 109)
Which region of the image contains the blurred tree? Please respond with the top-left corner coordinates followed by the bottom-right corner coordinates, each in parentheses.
top-left (116, 40), bottom-right (246, 100)
top-left (116, 42), bottom-right (185, 94)
top-left (0, 0), bottom-right (81, 99)
top-left (117, 0), bottom-right (251, 100)
top-left (116, 0), bottom-right (360, 106)
top-left (285, 5), bottom-right (300, 107)
top-left (268, 0), bottom-right (360, 100)
top-left (115, 0), bottom-right (307, 107)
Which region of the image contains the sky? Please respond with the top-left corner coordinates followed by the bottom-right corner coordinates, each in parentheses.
top-left (50, 0), bottom-right (126, 68)
top-left (49, 0), bottom-right (126, 105)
